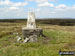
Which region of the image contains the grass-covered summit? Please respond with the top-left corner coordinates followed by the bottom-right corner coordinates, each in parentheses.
top-left (0, 20), bottom-right (75, 56)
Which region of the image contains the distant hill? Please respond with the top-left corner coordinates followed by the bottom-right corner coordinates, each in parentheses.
top-left (0, 19), bottom-right (75, 26)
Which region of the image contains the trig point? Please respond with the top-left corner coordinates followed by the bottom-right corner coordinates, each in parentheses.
top-left (22, 12), bottom-right (43, 43)
top-left (27, 12), bottom-right (36, 29)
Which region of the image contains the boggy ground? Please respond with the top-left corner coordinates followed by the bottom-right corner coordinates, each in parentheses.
top-left (0, 22), bottom-right (75, 56)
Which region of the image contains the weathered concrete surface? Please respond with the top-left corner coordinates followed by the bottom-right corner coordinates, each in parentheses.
top-left (21, 12), bottom-right (43, 43)
top-left (22, 28), bottom-right (43, 42)
top-left (27, 12), bottom-right (36, 29)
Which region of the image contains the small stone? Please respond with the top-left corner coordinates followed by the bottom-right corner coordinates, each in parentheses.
top-left (23, 38), bottom-right (29, 43)
top-left (16, 36), bottom-right (21, 42)
top-left (29, 35), bottom-right (38, 42)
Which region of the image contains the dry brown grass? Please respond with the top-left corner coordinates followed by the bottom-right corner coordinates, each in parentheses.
top-left (0, 22), bottom-right (75, 56)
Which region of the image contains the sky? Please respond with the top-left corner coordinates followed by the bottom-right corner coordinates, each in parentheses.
top-left (0, 0), bottom-right (75, 19)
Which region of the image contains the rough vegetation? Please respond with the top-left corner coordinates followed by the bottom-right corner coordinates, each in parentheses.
top-left (0, 19), bottom-right (75, 56)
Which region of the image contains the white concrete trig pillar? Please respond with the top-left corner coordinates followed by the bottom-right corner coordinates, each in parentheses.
top-left (27, 12), bottom-right (36, 29)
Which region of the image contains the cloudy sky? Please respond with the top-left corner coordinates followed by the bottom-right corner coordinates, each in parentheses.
top-left (0, 0), bottom-right (75, 19)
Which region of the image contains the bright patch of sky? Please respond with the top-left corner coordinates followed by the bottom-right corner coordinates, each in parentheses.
top-left (0, 0), bottom-right (75, 19)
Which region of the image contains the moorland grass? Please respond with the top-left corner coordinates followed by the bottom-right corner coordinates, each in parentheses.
top-left (0, 22), bottom-right (75, 56)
